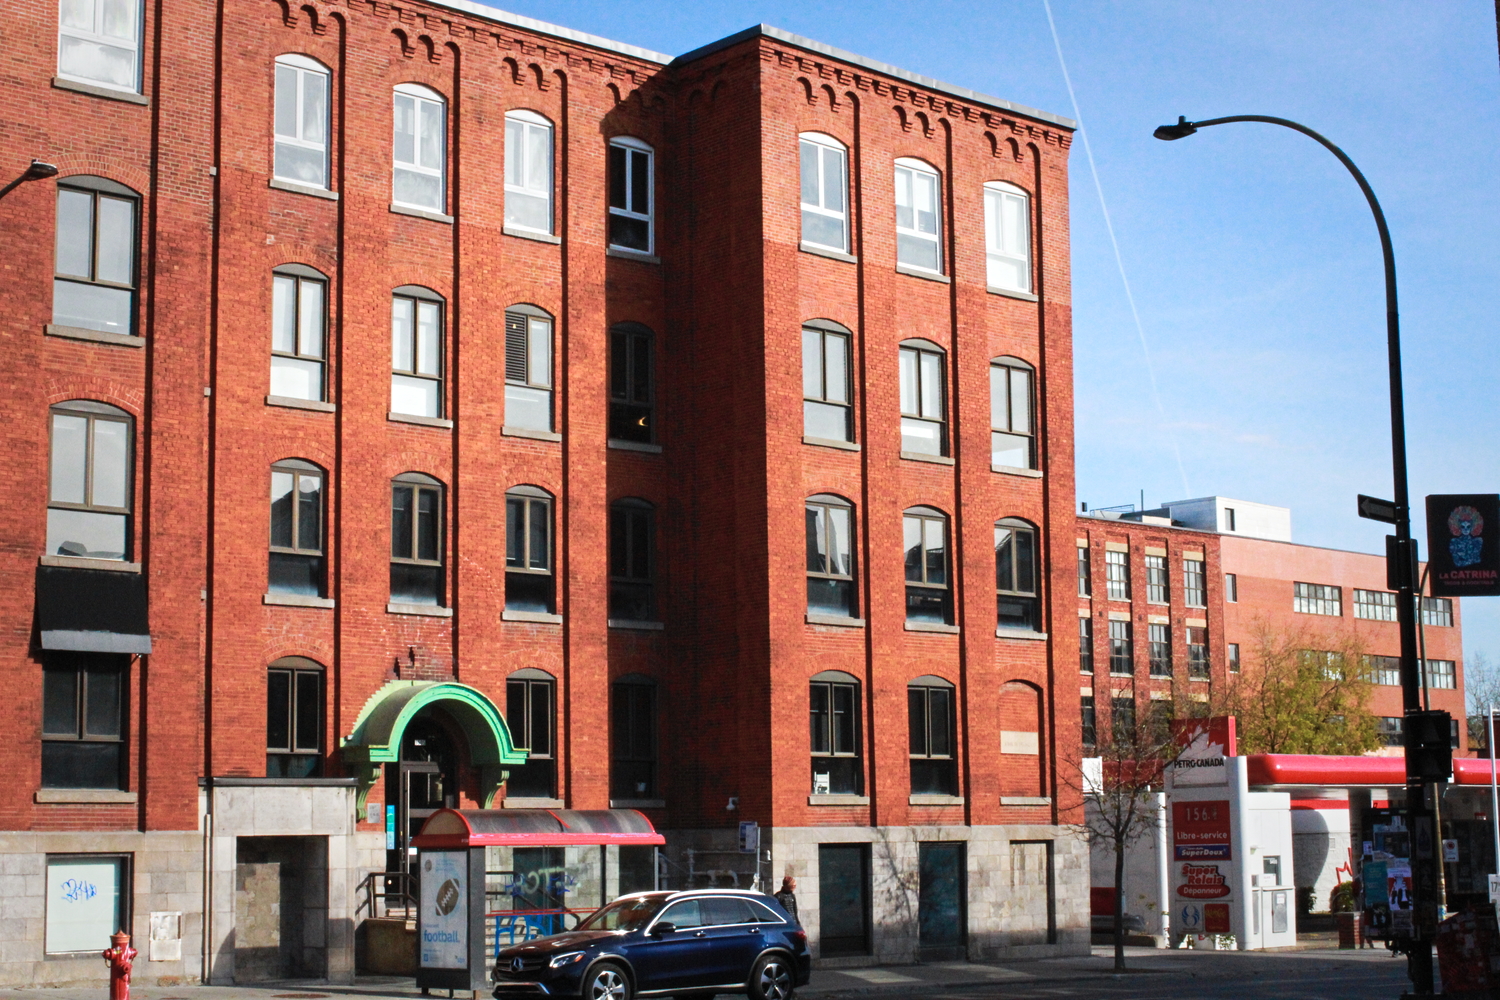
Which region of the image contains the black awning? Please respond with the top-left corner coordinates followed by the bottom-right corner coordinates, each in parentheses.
top-left (36, 566), bottom-right (151, 654)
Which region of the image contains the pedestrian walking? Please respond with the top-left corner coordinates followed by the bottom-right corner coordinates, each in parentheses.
top-left (774, 875), bottom-right (799, 923)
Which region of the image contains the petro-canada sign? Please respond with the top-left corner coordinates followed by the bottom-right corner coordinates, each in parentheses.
top-left (1170, 716), bottom-right (1236, 787)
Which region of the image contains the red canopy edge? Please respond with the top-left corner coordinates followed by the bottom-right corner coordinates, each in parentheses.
top-left (1247, 754), bottom-right (1498, 787)
top-left (412, 808), bottom-right (666, 848)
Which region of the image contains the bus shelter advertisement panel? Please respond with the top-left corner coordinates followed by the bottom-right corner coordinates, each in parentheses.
top-left (420, 851), bottom-right (468, 969)
top-left (1173, 800), bottom-right (1234, 935)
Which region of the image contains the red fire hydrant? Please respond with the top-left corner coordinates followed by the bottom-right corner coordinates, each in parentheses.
top-left (102, 930), bottom-right (137, 1000)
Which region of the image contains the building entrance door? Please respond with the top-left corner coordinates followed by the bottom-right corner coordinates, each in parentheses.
top-left (818, 844), bottom-right (870, 956)
top-left (385, 713), bottom-right (459, 874)
top-left (918, 842), bottom-right (966, 960)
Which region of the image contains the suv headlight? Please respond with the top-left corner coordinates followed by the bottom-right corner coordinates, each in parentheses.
top-left (549, 951), bottom-right (586, 969)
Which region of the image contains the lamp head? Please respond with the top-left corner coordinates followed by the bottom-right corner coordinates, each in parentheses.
top-left (23, 160), bottom-right (59, 181)
top-left (1153, 116), bottom-right (1198, 141)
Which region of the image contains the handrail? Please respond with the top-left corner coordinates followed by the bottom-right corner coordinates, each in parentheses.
top-left (359, 870), bottom-right (418, 919)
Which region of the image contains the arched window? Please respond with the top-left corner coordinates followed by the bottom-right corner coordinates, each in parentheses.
top-left (903, 506), bottom-right (950, 624)
top-left (799, 133), bottom-right (848, 253)
top-left (53, 176), bottom-right (138, 337)
top-left (609, 498), bottom-right (655, 623)
top-left (894, 157), bottom-right (942, 273)
top-left (908, 675), bottom-right (957, 795)
top-left (995, 517), bottom-right (1040, 631)
top-left (47, 400), bottom-right (132, 561)
top-left (999, 681), bottom-right (1044, 797)
top-left (505, 109), bottom-right (554, 234)
top-left (806, 494), bottom-right (856, 618)
top-left (984, 181), bottom-right (1031, 293)
top-left (611, 674), bottom-right (658, 800)
top-left (609, 323), bottom-right (655, 444)
top-left (608, 137), bottom-right (654, 254)
top-left (391, 473), bottom-right (444, 607)
top-left (274, 55), bottom-right (330, 189)
top-left (990, 356), bottom-right (1035, 471)
top-left (504, 304), bottom-right (554, 433)
top-left (898, 340), bottom-right (946, 456)
top-left (391, 285), bottom-right (444, 419)
top-left (267, 656), bottom-right (323, 778)
top-left (393, 83), bottom-right (446, 213)
top-left (269, 459), bottom-right (325, 597)
top-left (58, 0), bottom-right (141, 93)
top-left (506, 668), bottom-right (556, 799)
top-left (505, 485), bottom-right (554, 614)
top-left (802, 320), bottom-right (852, 443)
top-left (271, 264), bottom-right (327, 403)
top-left (810, 670), bottom-right (861, 795)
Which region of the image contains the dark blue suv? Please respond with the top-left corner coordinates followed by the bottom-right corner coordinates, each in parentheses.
top-left (492, 889), bottom-right (810, 1000)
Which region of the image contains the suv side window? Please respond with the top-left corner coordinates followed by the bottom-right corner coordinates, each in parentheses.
top-left (702, 897), bottom-right (754, 926)
top-left (744, 900), bottom-right (784, 923)
top-left (659, 899), bottom-right (705, 928)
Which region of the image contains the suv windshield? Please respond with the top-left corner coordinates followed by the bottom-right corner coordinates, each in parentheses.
top-left (577, 895), bottom-right (665, 932)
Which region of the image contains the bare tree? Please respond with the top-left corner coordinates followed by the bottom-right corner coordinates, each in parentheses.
top-left (1464, 651), bottom-right (1500, 750)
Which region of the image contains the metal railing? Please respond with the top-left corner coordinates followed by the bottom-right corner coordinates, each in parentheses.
top-left (359, 871), bottom-right (418, 919)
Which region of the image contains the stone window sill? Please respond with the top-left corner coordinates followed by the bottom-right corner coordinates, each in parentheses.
top-left (505, 226), bottom-right (561, 245)
top-left (267, 395), bottom-right (335, 412)
top-left (809, 794), bottom-right (870, 806)
top-left (389, 411), bottom-right (453, 429)
top-left (503, 426), bottom-right (562, 442)
top-left (1000, 796), bottom-right (1052, 806)
top-left (503, 610), bottom-right (562, 624)
top-left (609, 619), bottom-right (664, 631)
top-left (993, 464), bottom-right (1042, 478)
top-left (905, 621), bottom-right (959, 634)
top-left (909, 794), bottom-right (964, 806)
top-left (270, 178), bottom-right (338, 201)
top-left (610, 799), bottom-right (666, 809)
top-left (608, 439), bottom-right (662, 454)
top-left (53, 76), bottom-right (148, 105)
top-left (35, 789), bottom-right (137, 804)
top-left (800, 242), bottom-right (857, 264)
top-left (46, 324), bottom-right (143, 348)
top-left (900, 451), bottom-right (955, 466)
top-left (988, 286), bottom-right (1039, 302)
top-left (996, 628), bottom-right (1048, 641)
top-left (391, 203), bottom-right (453, 224)
top-left (504, 797), bottom-right (564, 808)
top-left (388, 603), bottom-right (453, 618)
top-left (807, 614), bottom-right (865, 628)
top-left (607, 247), bottom-right (659, 264)
top-left (896, 264), bottom-right (950, 283)
top-left (264, 593), bottom-right (335, 609)
top-left (804, 436), bottom-right (860, 452)
top-left (40, 555), bottom-right (141, 573)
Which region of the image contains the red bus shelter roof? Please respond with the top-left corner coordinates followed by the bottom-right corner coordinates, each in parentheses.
top-left (412, 808), bottom-right (665, 848)
top-left (1246, 754), bottom-right (1498, 787)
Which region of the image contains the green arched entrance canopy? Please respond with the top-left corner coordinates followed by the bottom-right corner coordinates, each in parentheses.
top-left (340, 680), bottom-right (528, 811)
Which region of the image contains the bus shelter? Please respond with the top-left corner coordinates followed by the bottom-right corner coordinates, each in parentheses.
top-left (411, 808), bottom-right (665, 992)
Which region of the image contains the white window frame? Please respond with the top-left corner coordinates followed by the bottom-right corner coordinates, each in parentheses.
top-left (392, 83), bottom-right (446, 213)
top-left (505, 109), bottom-right (554, 235)
top-left (274, 54), bottom-right (331, 189)
top-left (607, 136), bottom-right (654, 255)
top-left (799, 132), bottom-right (849, 253)
top-left (983, 181), bottom-right (1031, 293)
top-left (57, 0), bottom-right (142, 94)
top-left (894, 157), bottom-right (943, 274)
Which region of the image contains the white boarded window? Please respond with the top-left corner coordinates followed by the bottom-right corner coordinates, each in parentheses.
top-left (392, 83), bottom-right (445, 212)
top-left (46, 855), bottom-right (127, 954)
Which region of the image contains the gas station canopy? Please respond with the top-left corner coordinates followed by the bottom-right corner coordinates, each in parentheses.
top-left (412, 808), bottom-right (666, 848)
top-left (1247, 754), bottom-right (1500, 787)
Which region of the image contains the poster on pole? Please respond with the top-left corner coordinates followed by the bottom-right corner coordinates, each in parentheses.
top-left (419, 851), bottom-right (468, 970)
top-left (1426, 495), bottom-right (1500, 597)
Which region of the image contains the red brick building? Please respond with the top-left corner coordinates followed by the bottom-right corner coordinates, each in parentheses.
top-left (1, 0), bottom-right (1086, 984)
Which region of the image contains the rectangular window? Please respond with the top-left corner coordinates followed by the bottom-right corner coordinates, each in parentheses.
top-left (505, 112), bottom-right (553, 233)
top-left (505, 491), bottom-right (553, 614)
top-left (1077, 546), bottom-right (1091, 597)
top-left (1148, 623), bottom-right (1171, 677)
top-left (908, 684), bottom-right (957, 795)
top-left (608, 139), bottom-right (653, 253)
top-left (803, 326), bottom-right (852, 442)
top-left (995, 520), bottom-right (1039, 631)
top-left (1294, 582), bottom-right (1342, 616)
top-left (274, 55), bottom-right (329, 188)
top-left (1187, 627), bottom-right (1208, 679)
top-left (1183, 558), bottom-right (1206, 608)
top-left (1225, 572), bottom-right (1238, 603)
top-left (42, 652), bottom-right (126, 790)
top-left (391, 478), bottom-right (443, 606)
top-left (608, 502), bottom-right (654, 622)
top-left (504, 310), bottom-right (553, 432)
top-left (1145, 555), bottom-right (1169, 604)
top-left (271, 273), bottom-right (326, 401)
top-left (266, 664), bottom-right (321, 777)
top-left (1078, 618), bottom-right (1093, 674)
top-left (1424, 659), bottom-right (1456, 690)
top-left (1081, 696), bottom-right (1096, 747)
top-left (1354, 589), bottom-right (1398, 621)
top-left (609, 325), bottom-right (654, 444)
top-left (1227, 642), bottom-right (1241, 673)
top-left (48, 403), bottom-right (131, 561)
top-left (45, 855), bottom-right (129, 955)
top-left (904, 510), bottom-right (951, 625)
top-left (984, 183), bottom-right (1031, 292)
top-left (807, 499), bottom-right (856, 618)
top-left (1366, 655), bottom-right (1400, 686)
top-left (1223, 507), bottom-right (1237, 532)
top-left (1378, 716), bottom-right (1403, 747)
top-left (1108, 620), bottom-right (1133, 675)
top-left (800, 135), bottom-right (848, 252)
top-left (58, 0), bottom-right (141, 92)
top-left (390, 293), bottom-right (443, 418)
top-left (1422, 597), bottom-right (1454, 628)
top-left (269, 463), bottom-right (324, 596)
top-left (894, 160), bottom-right (942, 273)
top-left (506, 677), bottom-right (556, 798)
top-left (611, 682), bottom-right (657, 799)
top-left (898, 343), bottom-right (946, 456)
top-left (1112, 697), bottom-right (1136, 742)
top-left (989, 360), bottom-right (1035, 469)
top-left (811, 679), bottom-right (861, 795)
top-left (1105, 550), bottom-right (1130, 601)
top-left (392, 85), bottom-right (445, 212)
top-left (54, 185), bottom-right (136, 335)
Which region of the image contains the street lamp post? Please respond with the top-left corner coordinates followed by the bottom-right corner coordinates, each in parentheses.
top-left (1154, 115), bottom-right (1434, 995)
top-left (0, 159), bottom-right (59, 201)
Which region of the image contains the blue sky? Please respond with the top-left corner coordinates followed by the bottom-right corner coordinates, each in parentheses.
top-left (476, 0), bottom-right (1500, 659)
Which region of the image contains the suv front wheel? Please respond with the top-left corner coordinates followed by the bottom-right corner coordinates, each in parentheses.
top-left (582, 962), bottom-right (631, 1000)
top-left (748, 954), bottom-right (794, 1000)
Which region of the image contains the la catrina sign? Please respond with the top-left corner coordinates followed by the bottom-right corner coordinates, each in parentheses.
top-left (1426, 495), bottom-right (1500, 598)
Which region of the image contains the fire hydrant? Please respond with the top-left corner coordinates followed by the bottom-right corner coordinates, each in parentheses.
top-left (101, 930), bottom-right (137, 1000)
